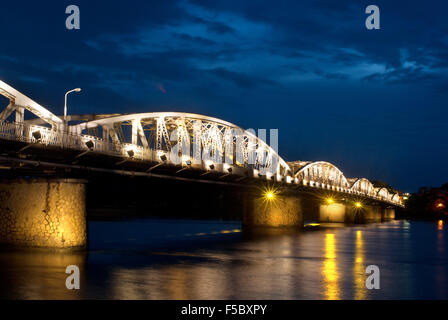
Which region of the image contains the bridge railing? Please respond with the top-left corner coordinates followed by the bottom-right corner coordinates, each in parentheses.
top-left (0, 121), bottom-right (158, 162)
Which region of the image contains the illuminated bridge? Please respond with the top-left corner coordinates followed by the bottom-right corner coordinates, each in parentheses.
top-left (0, 80), bottom-right (403, 248)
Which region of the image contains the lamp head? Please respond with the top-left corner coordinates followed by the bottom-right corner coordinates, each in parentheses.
top-left (85, 140), bottom-right (94, 150)
top-left (32, 130), bottom-right (42, 141)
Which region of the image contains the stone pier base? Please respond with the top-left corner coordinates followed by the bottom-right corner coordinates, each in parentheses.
top-left (346, 205), bottom-right (382, 223)
top-left (319, 203), bottom-right (346, 223)
top-left (243, 194), bottom-right (303, 228)
top-left (318, 203), bottom-right (384, 223)
top-left (382, 207), bottom-right (395, 221)
top-left (0, 179), bottom-right (87, 248)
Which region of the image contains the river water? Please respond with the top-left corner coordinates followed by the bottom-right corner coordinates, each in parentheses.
top-left (0, 219), bottom-right (446, 300)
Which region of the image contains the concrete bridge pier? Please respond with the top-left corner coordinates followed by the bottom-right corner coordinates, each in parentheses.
top-left (319, 203), bottom-right (347, 223)
top-left (381, 207), bottom-right (396, 221)
top-left (345, 205), bottom-right (382, 223)
top-left (0, 179), bottom-right (87, 249)
top-left (318, 203), bottom-right (384, 224)
top-left (242, 192), bottom-right (303, 228)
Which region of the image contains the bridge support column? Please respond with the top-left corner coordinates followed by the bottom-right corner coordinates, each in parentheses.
top-left (346, 205), bottom-right (382, 223)
top-left (0, 179), bottom-right (87, 249)
top-left (382, 207), bottom-right (395, 221)
top-left (243, 193), bottom-right (303, 228)
top-left (363, 205), bottom-right (382, 223)
top-left (319, 203), bottom-right (346, 223)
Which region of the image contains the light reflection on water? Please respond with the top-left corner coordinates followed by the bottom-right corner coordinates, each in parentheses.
top-left (322, 233), bottom-right (339, 300)
top-left (0, 219), bottom-right (447, 300)
top-left (354, 230), bottom-right (366, 300)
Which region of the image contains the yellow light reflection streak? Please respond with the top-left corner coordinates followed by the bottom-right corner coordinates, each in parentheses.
top-left (322, 233), bottom-right (340, 300)
top-left (354, 230), bottom-right (366, 299)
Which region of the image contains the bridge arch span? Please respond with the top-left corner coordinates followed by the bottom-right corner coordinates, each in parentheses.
top-left (291, 161), bottom-right (350, 191)
top-left (72, 112), bottom-right (291, 179)
top-left (391, 193), bottom-right (400, 203)
top-left (376, 187), bottom-right (390, 200)
top-left (350, 178), bottom-right (376, 197)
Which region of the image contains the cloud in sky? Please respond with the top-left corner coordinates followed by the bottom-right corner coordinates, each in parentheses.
top-left (0, 0), bottom-right (447, 191)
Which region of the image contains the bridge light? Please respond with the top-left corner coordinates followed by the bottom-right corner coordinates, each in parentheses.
top-left (327, 198), bottom-right (333, 204)
top-left (72, 140), bottom-right (95, 162)
top-left (355, 202), bottom-right (362, 208)
top-left (266, 192), bottom-right (275, 200)
top-left (262, 186), bottom-right (278, 201)
top-left (19, 130), bottom-right (43, 153)
top-left (206, 160), bottom-right (215, 170)
top-left (32, 130), bottom-right (42, 142)
top-left (85, 140), bottom-right (94, 150)
top-left (181, 155), bottom-right (192, 166)
top-left (116, 148), bottom-right (135, 165)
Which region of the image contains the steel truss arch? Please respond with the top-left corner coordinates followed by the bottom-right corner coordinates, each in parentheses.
top-left (350, 178), bottom-right (376, 197)
top-left (391, 193), bottom-right (400, 202)
top-left (293, 161), bottom-right (350, 190)
top-left (0, 80), bottom-right (63, 129)
top-left (71, 112), bottom-right (291, 178)
top-left (376, 187), bottom-right (390, 200)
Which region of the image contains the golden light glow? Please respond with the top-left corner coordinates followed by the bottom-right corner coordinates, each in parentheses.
top-left (327, 198), bottom-right (333, 204)
top-left (436, 202), bottom-right (445, 208)
top-left (306, 223), bottom-right (321, 227)
top-left (355, 202), bottom-right (362, 208)
top-left (322, 233), bottom-right (340, 300)
top-left (438, 220), bottom-right (444, 231)
top-left (354, 230), bottom-right (366, 300)
top-left (259, 184), bottom-right (280, 202)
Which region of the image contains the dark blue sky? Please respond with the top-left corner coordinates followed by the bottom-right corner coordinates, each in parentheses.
top-left (0, 1), bottom-right (447, 192)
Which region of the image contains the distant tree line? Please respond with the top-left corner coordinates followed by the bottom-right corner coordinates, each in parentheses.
top-left (400, 183), bottom-right (448, 220)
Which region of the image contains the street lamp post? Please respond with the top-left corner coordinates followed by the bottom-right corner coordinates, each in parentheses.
top-left (64, 88), bottom-right (82, 124)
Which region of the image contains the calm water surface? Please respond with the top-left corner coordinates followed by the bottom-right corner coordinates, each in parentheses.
top-left (0, 219), bottom-right (446, 300)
